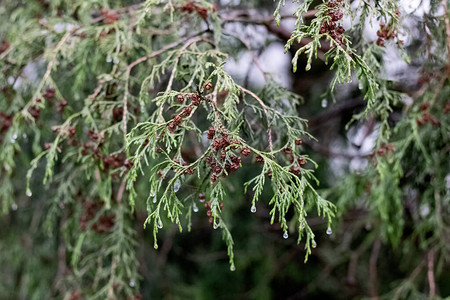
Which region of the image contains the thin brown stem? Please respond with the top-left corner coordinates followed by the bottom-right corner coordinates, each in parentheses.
top-left (166, 37), bottom-right (203, 93)
top-left (442, 0), bottom-right (450, 65)
top-left (427, 250), bottom-right (436, 298)
top-left (236, 84), bottom-right (273, 151)
top-left (116, 179), bottom-right (126, 204)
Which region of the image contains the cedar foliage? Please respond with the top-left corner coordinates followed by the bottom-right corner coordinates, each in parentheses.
top-left (0, 0), bottom-right (449, 299)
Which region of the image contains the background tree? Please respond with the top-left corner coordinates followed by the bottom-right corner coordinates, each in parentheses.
top-left (0, 0), bottom-right (449, 299)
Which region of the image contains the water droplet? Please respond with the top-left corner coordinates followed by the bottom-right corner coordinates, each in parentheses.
top-left (193, 203), bottom-right (199, 213)
top-left (149, 191), bottom-right (156, 197)
top-left (420, 204), bottom-right (430, 218)
top-left (11, 203), bottom-right (18, 211)
top-left (10, 133), bottom-right (17, 143)
top-left (230, 265), bottom-right (236, 271)
top-left (157, 220), bottom-right (163, 229)
top-left (358, 81), bottom-right (364, 90)
top-left (26, 189), bottom-right (32, 197)
top-left (311, 240), bottom-right (317, 248)
top-left (152, 196), bottom-right (157, 203)
top-left (154, 244), bottom-right (158, 250)
top-left (113, 57), bottom-right (119, 64)
top-left (283, 232), bottom-right (289, 239)
top-left (145, 8), bottom-right (150, 13)
top-left (213, 222), bottom-right (219, 229)
top-left (106, 55), bottom-right (112, 63)
top-left (321, 99), bottom-right (328, 108)
top-left (326, 227), bottom-right (332, 235)
top-left (22, 133), bottom-right (27, 138)
top-left (174, 179), bottom-right (181, 192)
top-left (305, 64), bottom-right (311, 71)
top-left (250, 206), bottom-right (256, 213)
top-left (129, 280), bottom-right (135, 287)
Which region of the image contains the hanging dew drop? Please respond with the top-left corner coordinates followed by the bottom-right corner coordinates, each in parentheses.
top-left (213, 222), bottom-right (219, 229)
top-left (321, 99), bottom-right (328, 108)
top-left (311, 240), bottom-right (317, 248)
top-left (106, 55), bottom-right (112, 63)
top-left (113, 57), bottom-right (119, 64)
top-left (11, 203), bottom-right (18, 211)
top-left (149, 191), bottom-right (156, 197)
top-left (326, 227), bottom-right (332, 235)
top-left (193, 203), bottom-right (199, 213)
top-left (358, 81), bottom-right (364, 90)
top-left (10, 133), bottom-right (17, 143)
top-left (250, 206), bottom-right (256, 213)
top-left (154, 244), bottom-right (158, 250)
top-left (230, 265), bottom-right (236, 271)
top-left (152, 196), bottom-right (157, 203)
top-left (129, 280), bottom-right (135, 287)
top-left (174, 179), bottom-right (181, 192)
top-left (157, 220), bottom-right (163, 229)
top-left (22, 133), bottom-right (27, 138)
top-left (26, 189), bottom-right (32, 197)
top-left (283, 232), bottom-right (289, 239)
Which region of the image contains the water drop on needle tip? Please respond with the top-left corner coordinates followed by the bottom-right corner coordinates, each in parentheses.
top-left (174, 179), bottom-right (181, 192)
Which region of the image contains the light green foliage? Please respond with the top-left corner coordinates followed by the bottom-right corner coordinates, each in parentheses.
top-left (0, 0), bottom-right (337, 297)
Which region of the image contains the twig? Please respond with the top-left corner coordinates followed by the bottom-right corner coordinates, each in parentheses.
top-left (122, 35), bottom-right (205, 143)
top-left (303, 139), bottom-right (371, 159)
top-left (427, 250), bottom-right (436, 298)
top-left (442, 0), bottom-right (450, 66)
top-left (116, 179), bottom-right (126, 204)
top-left (165, 37), bottom-right (203, 93)
top-left (52, 218), bottom-right (68, 292)
top-left (208, 85), bottom-right (226, 134)
top-left (107, 257), bottom-right (117, 298)
top-left (89, 85), bottom-right (103, 100)
top-left (126, 38), bottom-right (190, 73)
top-left (24, 29), bottom-right (75, 114)
top-left (220, 9), bottom-right (318, 24)
top-left (224, 31), bottom-right (266, 77)
top-left (236, 84), bottom-right (273, 151)
top-left (393, 260), bottom-right (425, 299)
top-left (122, 71), bottom-right (130, 145)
